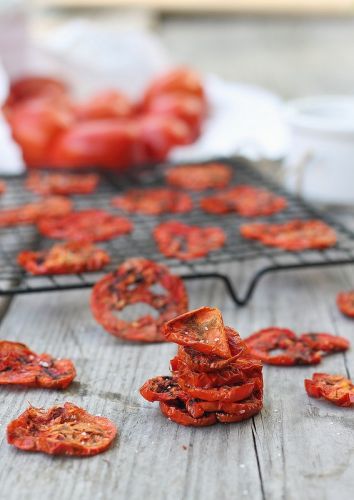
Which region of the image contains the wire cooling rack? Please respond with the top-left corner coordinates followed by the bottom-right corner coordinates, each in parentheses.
top-left (1, 157), bottom-right (354, 305)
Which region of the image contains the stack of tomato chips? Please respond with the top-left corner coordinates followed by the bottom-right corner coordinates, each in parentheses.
top-left (140, 307), bottom-right (263, 426)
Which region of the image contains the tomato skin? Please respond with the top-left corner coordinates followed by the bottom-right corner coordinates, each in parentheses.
top-left (143, 67), bottom-right (206, 106)
top-left (304, 373), bottom-right (354, 407)
top-left (74, 90), bottom-right (134, 121)
top-left (48, 119), bottom-right (141, 169)
top-left (7, 403), bottom-right (117, 456)
top-left (337, 291), bottom-right (354, 318)
top-left (159, 400), bottom-right (217, 427)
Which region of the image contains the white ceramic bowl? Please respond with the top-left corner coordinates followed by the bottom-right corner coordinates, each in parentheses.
top-left (284, 95), bottom-right (354, 205)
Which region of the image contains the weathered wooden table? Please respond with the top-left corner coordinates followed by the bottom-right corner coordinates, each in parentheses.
top-left (0, 239), bottom-right (353, 499)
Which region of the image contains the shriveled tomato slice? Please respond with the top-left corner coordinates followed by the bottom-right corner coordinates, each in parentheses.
top-left (166, 162), bottom-right (232, 191)
top-left (337, 291), bottom-right (354, 318)
top-left (140, 376), bottom-right (187, 402)
top-left (7, 402), bottom-right (117, 456)
top-left (186, 393), bottom-right (263, 419)
top-left (216, 407), bottom-right (261, 423)
top-left (159, 399), bottom-right (216, 427)
top-left (91, 258), bottom-right (188, 342)
top-left (178, 377), bottom-right (257, 403)
top-left (18, 242), bottom-right (110, 275)
top-left (25, 172), bottom-right (99, 196)
top-left (112, 188), bottom-right (192, 215)
top-left (154, 221), bottom-right (226, 261)
top-left (305, 373), bottom-right (354, 407)
top-left (0, 196), bottom-right (72, 228)
top-left (0, 340), bottom-right (76, 389)
top-left (38, 209), bottom-right (132, 242)
top-left (164, 307), bottom-right (231, 359)
top-left (74, 90), bottom-right (134, 121)
top-left (300, 333), bottom-right (349, 353)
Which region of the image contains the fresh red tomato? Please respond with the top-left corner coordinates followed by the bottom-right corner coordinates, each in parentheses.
top-left (74, 90), bottom-right (134, 121)
top-left (48, 119), bottom-right (141, 169)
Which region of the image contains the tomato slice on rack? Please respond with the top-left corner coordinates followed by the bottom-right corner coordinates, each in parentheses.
top-left (140, 376), bottom-right (188, 402)
top-left (91, 258), bottom-right (188, 342)
top-left (0, 340), bottom-right (76, 389)
top-left (112, 188), bottom-right (193, 215)
top-left (0, 196), bottom-right (72, 228)
top-left (153, 221), bottom-right (226, 261)
top-left (166, 163), bottom-right (232, 191)
top-left (18, 242), bottom-right (110, 275)
top-left (164, 307), bottom-right (231, 359)
top-left (240, 219), bottom-right (337, 251)
top-left (7, 402), bottom-right (117, 456)
top-left (300, 333), bottom-right (349, 353)
top-left (305, 373), bottom-right (354, 407)
top-left (159, 399), bottom-right (217, 427)
top-left (38, 209), bottom-right (132, 242)
top-left (0, 181), bottom-right (6, 195)
top-left (337, 291), bottom-right (354, 318)
top-left (25, 172), bottom-right (99, 196)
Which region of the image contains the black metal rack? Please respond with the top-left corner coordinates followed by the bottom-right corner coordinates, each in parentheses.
top-left (1, 157), bottom-right (354, 305)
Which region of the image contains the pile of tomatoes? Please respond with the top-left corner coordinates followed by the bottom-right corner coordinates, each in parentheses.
top-left (3, 68), bottom-right (206, 169)
top-left (140, 306), bottom-right (264, 426)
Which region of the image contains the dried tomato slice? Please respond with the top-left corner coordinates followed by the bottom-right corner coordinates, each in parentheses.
top-left (216, 407), bottom-right (261, 423)
top-left (178, 377), bottom-right (258, 403)
top-left (245, 327), bottom-right (322, 366)
top-left (0, 196), bottom-right (72, 228)
top-left (159, 399), bottom-right (217, 427)
top-left (18, 242), bottom-right (110, 275)
top-left (139, 376), bottom-right (188, 402)
top-left (300, 333), bottom-right (349, 353)
top-left (240, 219), bottom-right (337, 251)
top-left (337, 291), bottom-right (354, 318)
top-left (186, 393), bottom-right (263, 419)
top-left (305, 373), bottom-right (354, 407)
top-left (164, 307), bottom-right (231, 358)
top-left (26, 172), bottom-right (99, 196)
top-left (38, 209), bottom-right (132, 242)
top-left (166, 163), bottom-right (232, 191)
top-left (112, 188), bottom-right (193, 215)
top-left (153, 221), bottom-right (226, 261)
top-left (201, 185), bottom-right (286, 216)
top-left (0, 340), bottom-right (76, 389)
top-left (0, 180), bottom-right (6, 195)
top-left (7, 402), bottom-right (117, 456)
top-left (91, 258), bottom-right (188, 342)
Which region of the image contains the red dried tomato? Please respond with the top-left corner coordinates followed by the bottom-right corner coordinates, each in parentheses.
top-left (112, 188), bottom-right (193, 215)
top-left (38, 209), bottom-right (132, 242)
top-left (337, 291), bottom-right (354, 318)
top-left (5, 76), bottom-right (68, 107)
top-left (74, 90), bottom-right (134, 121)
top-left (91, 258), bottom-right (188, 342)
top-left (166, 163), bottom-right (232, 191)
top-left (216, 407), bottom-right (261, 423)
top-left (186, 392), bottom-right (263, 419)
top-left (201, 185), bottom-right (287, 216)
top-left (0, 340), bottom-right (76, 389)
top-left (300, 333), bottom-right (349, 353)
top-left (305, 373), bottom-right (354, 407)
top-left (164, 307), bottom-right (232, 359)
top-left (7, 402), bottom-right (117, 456)
top-left (0, 196), bottom-right (72, 228)
top-left (159, 399), bottom-right (217, 427)
top-left (240, 220), bottom-right (337, 251)
top-left (18, 242), bottom-right (110, 275)
top-left (139, 376), bottom-right (188, 402)
top-left (154, 221), bottom-right (226, 261)
top-left (0, 181), bottom-right (6, 195)
top-left (178, 378), bottom-right (257, 403)
top-left (26, 172), bottom-right (99, 196)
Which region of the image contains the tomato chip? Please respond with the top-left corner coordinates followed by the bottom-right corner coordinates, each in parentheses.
top-left (0, 196), bottom-right (72, 228)
top-left (38, 209), bottom-right (132, 242)
top-left (216, 407), bottom-right (261, 423)
top-left (18, 242), bottom-right (110, 275)
top-left (0, 340), bottom-right (76, 389)
top-left (0, 181), bottom-right (6, 195)
top-left (7, 402), bottom-right (117, 456)
top-left (164, 307), bottom-right (231, 359)
top-left (305, 373), bottom-right (354, 407)
top-left (240, 219), bottom-right (337, 251)
top-left (112, 188), bottom-right (192, 215)
top-left (337, 291), bottom-right (354, 318)
top-left (159, 399), bottom-right (217, 427)
top-left (166, 163), bottom-right (232, 191)
top-left (26, 172), bottom-right (99, 196)
top-left (154, 221), bottom-right (226, 260)
top-left (91, 258), bottom-right (188, 342)
top-left (178, 378), bottom-right (257, 403)
top-left (300, 332), bottom-right (349, 353)
top-left (139, 376), bottom-right (188, 402)
top-left (186, 392), bottom-right (263, 419)
top-left (201, 185), bottom-right (287, 216)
